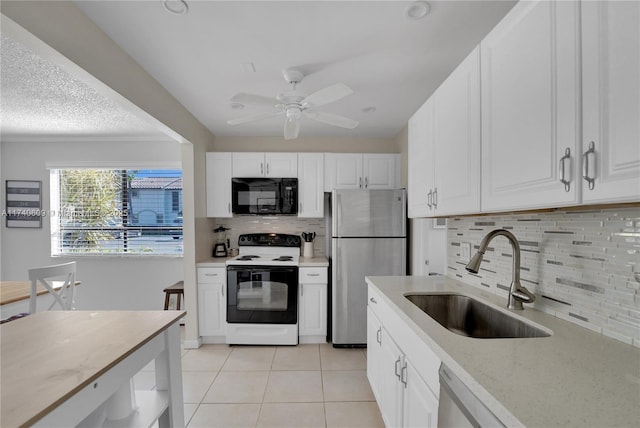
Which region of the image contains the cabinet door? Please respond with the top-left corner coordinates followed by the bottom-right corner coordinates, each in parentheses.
top-left (325, 153), bottom-right (363, 190)
top-left (433, 47), bottom-right (481, 216)
top-left (363, 154), bottom-right (399, 189)
top-left (366, 307), bottom-right (383, 402)
top-left (379, 328), bottom-right (404, 428)
top-left (403, 359), bottom-right (439, 428)
top-left (299, 282), bottom-right (327, 336)
top-left (581, 0), bottom-right (640, 203)
top-left (265, 153), bottom-right (298, 177)
top-left (232, 152), bottom-right (265, 177)
top-left (408, 99), bottom-right (434, 218)
top-left (480, 0), bottom-right (581, 211)
top-left (298, 153), bottom-right (324, 218)
top-left (206, 153), bottom-right (232, 218)
top-left (198, 268), bottom-right (226, 337)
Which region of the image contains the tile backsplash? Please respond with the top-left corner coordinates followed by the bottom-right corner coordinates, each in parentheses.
top-left (447, 206), bottom-right (640, 347)
top-left (213, 216), bottom-right (326, 257)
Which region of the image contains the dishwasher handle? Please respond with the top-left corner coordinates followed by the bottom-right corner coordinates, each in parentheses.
top-left (438, 364), bottom-right (505, 428)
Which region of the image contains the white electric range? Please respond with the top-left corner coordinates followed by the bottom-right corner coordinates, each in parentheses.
top-left (225, 233), bottom-right (302, 345)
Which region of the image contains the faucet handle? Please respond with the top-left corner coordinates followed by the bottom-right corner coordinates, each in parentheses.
top-left (511, 286), bottom-right (536, 304)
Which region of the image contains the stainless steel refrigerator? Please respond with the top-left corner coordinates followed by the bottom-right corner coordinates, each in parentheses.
top-left (329, 189), bottom-right (406, 346)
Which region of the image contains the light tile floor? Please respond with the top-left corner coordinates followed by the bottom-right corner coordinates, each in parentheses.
top-left (136, 339), bottom-right (384, 428)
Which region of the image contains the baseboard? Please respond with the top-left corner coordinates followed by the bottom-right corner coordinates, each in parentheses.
top-left (182, 338), bottom-right (202, 349)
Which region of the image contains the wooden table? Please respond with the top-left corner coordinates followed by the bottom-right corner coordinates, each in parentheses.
top-left (0, 311), bottom-right (185, 428)
top-left (0, 280), bottom-right (80, 306)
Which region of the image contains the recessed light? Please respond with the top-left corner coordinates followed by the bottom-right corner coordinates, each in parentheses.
top-left (230, 102), bottom-right (245, 110)
top-left (406, 1), bottom-right (430, 20)
top-left (163, 0), bottom-right (188, 15)
top-left (362, 106), bottom-right (377, 114)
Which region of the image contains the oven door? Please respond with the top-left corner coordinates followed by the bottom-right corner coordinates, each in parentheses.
top-left (227, 266), bottom-right (298, 324)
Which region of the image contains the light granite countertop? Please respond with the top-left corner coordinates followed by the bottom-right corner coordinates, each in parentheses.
top-left (366, 275), bottom-right (640, 428)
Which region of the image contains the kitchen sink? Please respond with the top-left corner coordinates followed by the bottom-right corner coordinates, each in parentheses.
top-left (405, 293), bottom-right (551, 338)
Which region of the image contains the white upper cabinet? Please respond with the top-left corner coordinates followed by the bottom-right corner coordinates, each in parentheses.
top-left (324, 153), bottom-right (400, 191)
top-left (297, 153), bottom-right (324, 218)
top-left (480, 0), bottom-right (581, 212)
top-left (408, 98), bottom-right (434, 218)
top-left (232, 152), bottom-right (298, 177)
top-left (581, 0), bottom-right (640, 203)
top-left (432, 46), bottom-right (481, 216)
top-left (206, 152), bottom-right (232, 218)
top-left (363, 154), bottom-right (401, 190)
top-left (408, 47), bottom-right (480, 218)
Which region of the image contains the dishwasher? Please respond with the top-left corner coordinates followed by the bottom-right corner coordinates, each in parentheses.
top-left (438, 364), bottom-right (505, 428)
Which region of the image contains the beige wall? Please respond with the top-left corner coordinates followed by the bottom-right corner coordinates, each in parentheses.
top-left (213, 136), bottom-right (399, 153)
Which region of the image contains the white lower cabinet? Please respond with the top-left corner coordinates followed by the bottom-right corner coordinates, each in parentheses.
top-left (298, 267), bottom-right (327, 342)
top-left (367, 303), bottom-right (439, 428)
top-left (197, 267), bottom-right (226, 341)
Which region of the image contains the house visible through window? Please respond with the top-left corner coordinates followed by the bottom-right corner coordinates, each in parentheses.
top-left (50, 169), bottom-right (183, 256)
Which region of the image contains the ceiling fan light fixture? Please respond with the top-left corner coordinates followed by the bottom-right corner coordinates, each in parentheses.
top-left (406, 1), bottom-right (430, 20)
top-left (163, 0), bottom-right (189, 15)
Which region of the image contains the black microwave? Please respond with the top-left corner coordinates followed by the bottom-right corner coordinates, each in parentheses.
top-left (232, 178), bottom-right (298, 215)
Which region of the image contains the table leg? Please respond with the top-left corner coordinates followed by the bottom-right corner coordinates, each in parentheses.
top-left (155, 322), bottom-right (184, 428)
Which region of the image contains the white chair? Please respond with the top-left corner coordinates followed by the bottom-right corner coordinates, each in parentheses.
top-left (28, 261), bottom-right (77, 313)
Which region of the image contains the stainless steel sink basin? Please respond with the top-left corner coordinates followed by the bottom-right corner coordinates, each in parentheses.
top-left (405, 293), bottom-right (551, 338)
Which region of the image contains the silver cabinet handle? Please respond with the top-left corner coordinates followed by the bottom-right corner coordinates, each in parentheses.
top-left (228, 202), bottom-right (231, 213)
top-left (300, 284), bottom-right (303, 296)
top-left (559, 147), bottom-right (571, 192)
top-left (205, 273), bottom-right (218, 276)
top-left (221, 285), bottom-right (225, 297)
top-left (433, 187), bottom-right (438, 209)
top-left (307, 273), bottom-right (320, 277)
top-left (359, 177), bottom-right (362, 188)
top-left (395, 358), bottom-right (401, 380)
top-left (369, 297), bottom-right (377, 304)
top-left (376, 327), bottom-right (382, 344)
top-left (401, 363), bottom-right (408, 387)
top-left (582, 141), bottom-right (596, 190)
top-left (427, 189), bottom-right (433, 209)
top-left (261, 162), bottom-right (264, 175)
top-left (299, 202), bottom-right (302, 212)
top-left (266, 163), bottom-right (270, 175)
top-left (365, 177), bottom-right (368, 188)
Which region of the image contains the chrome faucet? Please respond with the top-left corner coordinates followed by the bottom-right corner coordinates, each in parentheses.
top-left (465, 229), bottom-right (536, 310)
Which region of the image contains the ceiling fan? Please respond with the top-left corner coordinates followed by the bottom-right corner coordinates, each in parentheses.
top-left (226, 69), bottom-right (359, 140)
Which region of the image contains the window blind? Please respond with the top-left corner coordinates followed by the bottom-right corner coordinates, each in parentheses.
top-left (51, 169), bottom-right (183, 256)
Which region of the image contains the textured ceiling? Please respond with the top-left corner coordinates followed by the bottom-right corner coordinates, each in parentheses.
top-left (1, 1), bottom-right (516, 141)
top-left (0, 34), bottom-right (168, 139)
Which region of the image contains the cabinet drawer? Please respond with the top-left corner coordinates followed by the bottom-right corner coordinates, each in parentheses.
top-left (197, 268), bottom-right (226, 283)
top-left (299, 268), bottom-right (327, 283)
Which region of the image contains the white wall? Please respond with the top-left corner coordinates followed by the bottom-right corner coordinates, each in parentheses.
top-left (0, 139), bottom-right (184, 310)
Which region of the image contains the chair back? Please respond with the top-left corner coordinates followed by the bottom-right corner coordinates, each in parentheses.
top-left (28, 261), bottom-right (77, 313)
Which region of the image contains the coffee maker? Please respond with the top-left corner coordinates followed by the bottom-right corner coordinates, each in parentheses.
top-left (212, 226), bottom-right (230, 257)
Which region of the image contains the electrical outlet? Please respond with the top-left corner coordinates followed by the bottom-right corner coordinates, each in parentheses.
top-left (460, 242), bottom-right (471, 263)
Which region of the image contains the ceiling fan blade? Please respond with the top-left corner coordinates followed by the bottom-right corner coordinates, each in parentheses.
top-left (283, 116), bottom-right (301, 140)
top-left (305, 111), bottom-right (359, 129)
top-left (230, 93), bottom-right (279, 107)
top-left (302, 83), bottom-right (353, 107)
top-left (226, 111), bottom-right (280, 126)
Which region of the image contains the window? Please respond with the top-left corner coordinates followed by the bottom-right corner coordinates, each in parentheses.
top-left (50, 169), bottom-right (183, 256)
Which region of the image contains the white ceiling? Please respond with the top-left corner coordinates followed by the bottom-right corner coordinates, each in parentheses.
top-left (1, 1), bottom-right (517, 140)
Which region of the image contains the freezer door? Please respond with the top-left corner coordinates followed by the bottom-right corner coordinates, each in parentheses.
top-left (332, 237), bottom-right (406, 345)
top-left (332, 189), bottom-right (406, 237)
